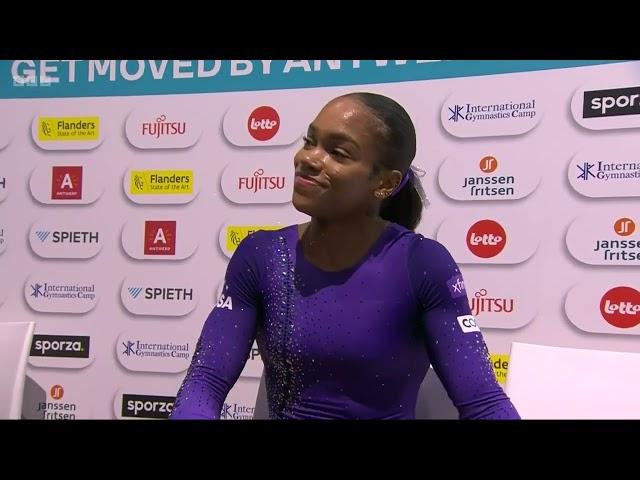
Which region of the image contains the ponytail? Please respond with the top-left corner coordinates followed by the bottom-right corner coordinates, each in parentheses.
top-left (380, 180), bottom-right (423, 231)
top-left (341, 92), bottom-right (423, 230)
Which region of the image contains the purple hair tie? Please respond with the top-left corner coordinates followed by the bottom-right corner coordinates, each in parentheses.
top-left (390, 169), bottom-right (413, 197)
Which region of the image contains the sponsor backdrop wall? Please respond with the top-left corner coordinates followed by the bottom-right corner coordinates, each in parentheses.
top-left (0, 60), bottom-right (637, 419)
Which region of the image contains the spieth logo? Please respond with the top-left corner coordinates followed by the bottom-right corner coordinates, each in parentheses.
top-left (247, 106), bottom-right (280, 141)
top-left (600, 286), bottom-right (640, 329)
top-left (128, 287), bottom-right (143, 299)
top-left (144, 221), bottom-right (176, 255)
top-left (35, 231), bottom-right (98, 243)
top-left (121, 275), bottom-right (198, 317)
top-left (615, 218), bottom-right (636, 237)
top-left (466, 220), bottom-right (507, 258)
top-left (29, 221), bottom-right (102, 260)
top-left (51, 166), bottom-right (82, 200)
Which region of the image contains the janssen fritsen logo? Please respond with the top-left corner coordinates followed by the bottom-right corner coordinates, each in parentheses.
top-left (37, 385), bottom-right (79, 420)
top-left (592, 218), bottom-right (639, 263)
top-left (600, 286), bottom-right (640, 329)
top-left (247, 106), bottom-right (280, 141)
top-left (50, 384), bottom-right (64, 400)
top-left (461, 156), bottom-right (517, 199)
top-left (614, 217), bottom-right (636, 237)
top-left (466, 220), bottom-right (507, 258)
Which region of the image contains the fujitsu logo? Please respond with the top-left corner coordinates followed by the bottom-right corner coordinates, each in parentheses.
top-left (470, 289), bottom-right (514, 316)
top-left (141, 115), bottom-right (186, 138)
top-left (238, 169), bottom-right (285, 193)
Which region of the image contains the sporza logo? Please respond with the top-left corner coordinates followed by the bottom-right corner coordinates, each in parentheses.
top-left (583, 87), bottom-right (640, 119)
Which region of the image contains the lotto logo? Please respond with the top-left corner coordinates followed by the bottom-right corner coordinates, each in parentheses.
top-left (466, 220), bottom-right (507, 258)
top-left (600, 286), bottom-right (640, 329)
top-left (247, 106), bottom-right (280, 141)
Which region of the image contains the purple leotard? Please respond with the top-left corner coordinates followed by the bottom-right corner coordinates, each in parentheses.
top-left (170, 223), bottom-right (520, 420)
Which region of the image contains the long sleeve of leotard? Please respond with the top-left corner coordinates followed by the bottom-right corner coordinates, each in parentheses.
top-left (170, 233), bottom-right (262, 420)
top-left (408, 236), bottom-right (520, 420)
